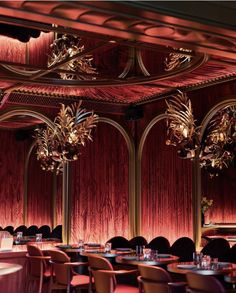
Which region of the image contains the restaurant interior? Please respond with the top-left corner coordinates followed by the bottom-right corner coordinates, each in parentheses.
top-left (0, 1), bottom-right (235, 292)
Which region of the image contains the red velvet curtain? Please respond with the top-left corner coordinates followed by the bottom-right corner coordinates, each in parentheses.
top-left (70, 122), bottom-right (129, 244)
top-left (141, 119), bottom-right (193, 244)
top-left (28, 32), bottom-right (54, 66)
top-left (0, 130), bottom-right (29, 227)
top-left (27, 148), bottom-right (53, 227)
top-left (0, 36), bottom-right (26, 63)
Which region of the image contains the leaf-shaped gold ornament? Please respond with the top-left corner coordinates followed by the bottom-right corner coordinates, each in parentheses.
top-left (165, 91), bottom-right (200, 159)
top-left (34, 101), bottom-right (98, 174)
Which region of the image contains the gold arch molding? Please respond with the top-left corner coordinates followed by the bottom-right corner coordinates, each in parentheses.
top-left (200, 98), bottom-right (236, 141)
top-left (137, 113), bottom-right (198, 245)
top-left (194, 97), bottom-right (236, 249)
top-left (0, 108), bottom-right (55, 228)
top-left (0, 110), bottom-right (136, 243)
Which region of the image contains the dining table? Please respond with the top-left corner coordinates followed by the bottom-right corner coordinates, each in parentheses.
top-left (167, 261), bottom-right (236, 276)
top-left (116, 253), bottom-right (179, 266)
top-left (57, 245), bottom-right (133, 258)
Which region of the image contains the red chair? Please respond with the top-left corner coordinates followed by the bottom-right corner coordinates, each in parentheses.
top-left (88, 254), bottom-right (139, 293)
top-left (186, 272), bottom-right (225, 293)
top-left (138, 264), bottom-right (186, 293)
top-left (25, 244), bottom-right (51, 293)
top-left (48, 249), bottom-right (91, 293)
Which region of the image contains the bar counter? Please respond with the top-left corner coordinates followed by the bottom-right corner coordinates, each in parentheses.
top-left (0, 243), bottom-right (58, 293)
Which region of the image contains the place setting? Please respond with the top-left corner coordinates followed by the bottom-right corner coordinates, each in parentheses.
top-left (116, 245), bottom-right (179, 266)
top-left (167, 252), bottom-right (236, 276)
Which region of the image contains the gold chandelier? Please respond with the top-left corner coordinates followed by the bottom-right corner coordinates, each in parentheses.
top-left (35, 102), bottom-right (98, 174)
top-left (166, 92), bottom-right (236, 176)
top-left (165, 91), bottom-right (200, 159)
top-left (199, 106), bottom-right (236, 176)
top-left (48, 34), bottom-right (97, 80)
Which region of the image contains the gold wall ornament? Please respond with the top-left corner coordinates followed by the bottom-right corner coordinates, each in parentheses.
top-left (165, 91), bottom-right (200, 159)
top-left (164, 48), bottom-right (192, 72)
top-left (199, 106), bottom-right (236, 177)
top-left (35, 101), bottom-right (99, 174)
top-left (48, 34), bottom-right (97, 80)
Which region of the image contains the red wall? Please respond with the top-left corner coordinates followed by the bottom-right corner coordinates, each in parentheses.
top-left (0, 82), bottom-right (235, 241)
top-left (0, 130), bottom-right (29, 227)
top-left (70, 122), bottom-right (130, 244)
top-left (141, 119), bottom-right (193, 244)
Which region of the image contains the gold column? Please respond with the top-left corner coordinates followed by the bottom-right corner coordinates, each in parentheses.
top-left (192, 157), bottom-right (202, 250)
top-left (23, 142), bottom-right (36, 225)
top-left (62, 162), bottom-right (71, 244)
top-left (52, 172), bottom-right (57, 228)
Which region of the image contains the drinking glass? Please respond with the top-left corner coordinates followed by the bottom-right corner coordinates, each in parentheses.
top-left (201, 255), bottom-right (211, 269)
top-left (193, 252), bottom-right (203, 266)
top-left (151, 249), bottom-right (158, 260)
top-left (15, 232), bottom-right (23, 244)
top-left (35, 233), bottom-right (42, 242)
top-left (104, 242), bottom-right (112, 253)
top-left (143, 248), bottom-right (151, 260)
top-left (136, 245), bottom-right (143, 258)
top-left (211, 257), bottom-right (218, 270)
top-left (78, 239), bottom-right (85, 251)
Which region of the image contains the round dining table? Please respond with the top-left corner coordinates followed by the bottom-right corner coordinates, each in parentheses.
top-left (116, 254), bottom-right (179, 266)
top-left (0, 262), bottom-right (22, 276)
top-left (167, 261), bottom-right (236, 276)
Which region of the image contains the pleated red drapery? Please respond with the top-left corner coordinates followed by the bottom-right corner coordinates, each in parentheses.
top-left (141, 120), bottom-right (193, 244)
top-left (70, 122), bottom-right (130, 244)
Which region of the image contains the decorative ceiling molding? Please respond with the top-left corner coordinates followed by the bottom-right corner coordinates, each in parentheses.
top-left (0, 1), bottom-right (235, 60)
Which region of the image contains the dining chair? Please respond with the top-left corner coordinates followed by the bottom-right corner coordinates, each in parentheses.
top-left (186, 271), bottom-right (226, 293)
top-left (25, 244), bottom-right (51, 293)
top-left (48, 249), bottom-right (91, 293)
top-left (138, 264), bottom-right (187, 293)
top-left (14, 225), bottom-right (27, 236)
top-left (3, 225), bottom-right (14, 235)
top-left (51, 225), bottom-right (62, 241)
top-left (129, 236), bottom-right (148, 250)
top-left (106, 236), bottom-right (131, 249)
top-left (37, 225), bottom-right (51, 239)
top-left (26, 225), bottom-right (39, 236)
top-left (147, 236), bottom-right (170, 253)
top-left (200, 238), bottom-right (230, 261)
top-left (229, 243), bottom-right (236, 264)
top-left (88, 254), bottom-right (139, 293)
top-left (170, 237), bottom-right (195, 262)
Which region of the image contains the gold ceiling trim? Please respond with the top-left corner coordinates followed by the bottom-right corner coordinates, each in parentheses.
top-left (0, 53), bottom-right (208, 88)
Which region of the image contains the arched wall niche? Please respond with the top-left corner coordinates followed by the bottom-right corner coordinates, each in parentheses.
top-left (69, 117), bottom-right (136, 244)
top-left (0, 108), bottom-right (58, 230)
top-left (199, 98), bottom-right (236, 243)
top-left (137, 114), bottom-right (194, 244)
